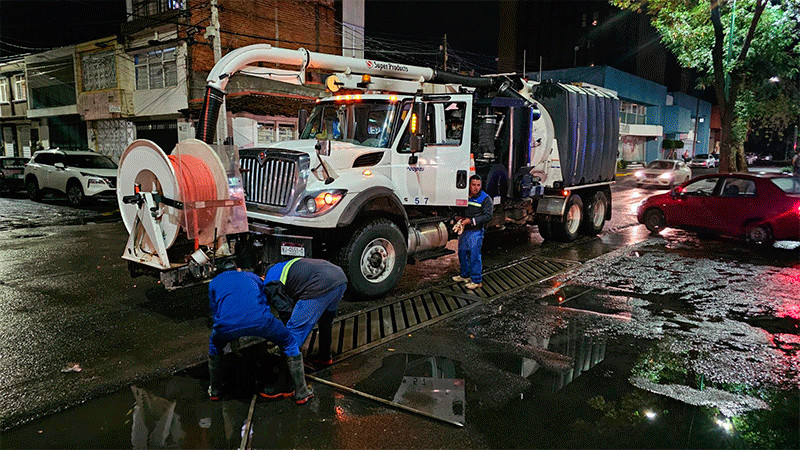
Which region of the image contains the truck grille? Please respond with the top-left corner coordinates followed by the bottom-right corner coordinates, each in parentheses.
top-left (240, 156), bottom-right (297, 208)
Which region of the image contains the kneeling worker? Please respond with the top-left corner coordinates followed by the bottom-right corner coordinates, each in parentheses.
top-left (207, 262), bottom-right (313, 405)
top-left (263, 258), bottom-right (347, 367)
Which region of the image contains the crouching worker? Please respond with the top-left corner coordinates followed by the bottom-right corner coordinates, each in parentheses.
top-left (263, 258), bottom-right (347, 369)
top-left (207, 262), bottom-right (313, 405)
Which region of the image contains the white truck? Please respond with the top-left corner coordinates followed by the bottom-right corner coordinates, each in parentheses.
top-left (117, 44), bottom-right (619, 298)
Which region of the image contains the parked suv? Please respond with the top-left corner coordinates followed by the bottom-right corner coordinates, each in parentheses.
top-left (24, 149), bottom-right (118, 205)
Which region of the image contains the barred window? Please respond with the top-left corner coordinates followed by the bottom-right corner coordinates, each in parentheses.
top-left (135, 47), bottom-right (177, 90)
top-left (257, 121), bottom-right (296, 144)
top-left (132, 0), bottom-right (184, 16)
top-left (82, 51), bottom-right (117, 91)
top-left (13, 75), bottom-right (26, 100)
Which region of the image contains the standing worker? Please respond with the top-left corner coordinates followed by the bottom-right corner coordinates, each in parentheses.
top-left (263, 258), bottom-right (347, 367)
top-left (207, 262), bottom-right (313, 405)
top-left (452, 174), bottom-right (493, 290)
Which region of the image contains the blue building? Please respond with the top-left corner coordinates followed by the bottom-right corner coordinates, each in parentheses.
top-left (529, 66), bottom-right (712, 164)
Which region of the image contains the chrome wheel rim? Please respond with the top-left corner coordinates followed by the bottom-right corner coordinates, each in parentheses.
top-left (360, 238), bottom-right (395, 283)
top-left (565, 203), bottom-right (581, 235)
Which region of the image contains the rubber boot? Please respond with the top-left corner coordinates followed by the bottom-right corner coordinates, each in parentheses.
top-left (308, 310), bottom-right (335, 367)
top-left (207, 354), bottom-right (223, 401)
top-left (287, 354), bottom-right (313, 405)
top-left (260, 358), bottom-right (295, 399)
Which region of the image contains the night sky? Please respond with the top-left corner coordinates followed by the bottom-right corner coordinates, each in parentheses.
top-left (0, 0), bottom-right (127, 58)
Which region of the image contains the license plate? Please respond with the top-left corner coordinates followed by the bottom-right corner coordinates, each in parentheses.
top-left (281, 244), bottom-right (305, 257)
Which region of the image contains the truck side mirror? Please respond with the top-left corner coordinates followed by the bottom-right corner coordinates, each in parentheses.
top-left (409, 102), bottom-right (426, 154)
top-left (298, 108), bottom-right (308, 132)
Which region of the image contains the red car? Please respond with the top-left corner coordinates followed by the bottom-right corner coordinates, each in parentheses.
top-left (637, 173), bottom-right (800, 245)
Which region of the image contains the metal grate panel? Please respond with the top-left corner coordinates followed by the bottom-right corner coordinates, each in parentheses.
top-left (240, 156), bottom-right (296, 207)
top-left (303, 256), bottom-right (579, 366)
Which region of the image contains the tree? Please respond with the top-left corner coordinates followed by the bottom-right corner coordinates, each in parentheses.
top-left (611, 0), bottom-right (800, 172)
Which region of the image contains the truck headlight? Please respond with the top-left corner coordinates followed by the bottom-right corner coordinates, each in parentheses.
top-left (297, 189), bottom-right (347, 216)
top-left (634, 170), bottom-right (644, 178)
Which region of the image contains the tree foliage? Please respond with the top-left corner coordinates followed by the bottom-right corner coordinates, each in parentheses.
top-left (611, 0), bottom-right (800, 172)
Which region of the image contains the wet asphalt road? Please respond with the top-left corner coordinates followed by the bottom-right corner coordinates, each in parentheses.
top-left (1, 168), bottom-right (798, 448)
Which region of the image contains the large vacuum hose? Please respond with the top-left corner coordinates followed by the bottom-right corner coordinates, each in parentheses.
top-left (196, 86), bottom-right (225, 144)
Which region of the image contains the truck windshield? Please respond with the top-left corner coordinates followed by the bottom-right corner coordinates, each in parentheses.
top-left (300, 100), bottom-right (399, 148)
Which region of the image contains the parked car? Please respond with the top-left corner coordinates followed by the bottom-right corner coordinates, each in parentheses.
top-left (637, 173), bottom-right (800, 246)
top-left (0, 156), bottom-right (29, 194)
top-left (634, 159), bottom-right (692, 188)
top-left (24, 149), bottom-right (117, 206)
top-left (759, 153), bottom-right (774, 161)
top-left (688, 153), bottom-right (717, 168)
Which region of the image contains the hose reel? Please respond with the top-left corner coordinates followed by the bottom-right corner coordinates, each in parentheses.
top-left (117, 138), bottom-right (247, 270)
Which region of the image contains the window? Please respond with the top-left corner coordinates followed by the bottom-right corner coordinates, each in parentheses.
top-left (135, 47), bottom-right (177, 90)
top-left (12, 75), bottom-right (26, 100)
top-left (719, 178), bottom-right (755, 197)
top-left (619, 101), bottom-right (647, 125)
top-left (442, 102), bottom-right (466, 145)
top-left (771, 177), bottom-right (800, 194)
top-left (0, 79), bottom-right (8, 103)
top-left (132, 0), bottom-right (184, 16)
top-left (82, 51), bottom-right (117, 91)
top-left (256, 121), bottom-right (296, 145)
top-left (683, 177), bottom-right (718, 196)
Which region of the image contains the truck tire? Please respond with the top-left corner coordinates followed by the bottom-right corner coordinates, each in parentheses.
top-left (552, 194), bottom-right (583, 242)
top-left (582, 190), bottom-right (608, 236)
top-left (338, 219), bottom-right (407, 299)
top-left (536, 217), bottom-right (553, 241)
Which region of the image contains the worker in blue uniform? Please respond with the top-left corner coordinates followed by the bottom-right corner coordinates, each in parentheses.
top-left (207, 262), bottom-right (313, 405)
top-left (263, 258), bottom-right (347, 364)
top-left (452, 174), bottom-right (493, 290)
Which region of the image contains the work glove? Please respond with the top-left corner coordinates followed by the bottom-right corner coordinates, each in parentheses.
top-left (452, 222), bottom-right (464, 235)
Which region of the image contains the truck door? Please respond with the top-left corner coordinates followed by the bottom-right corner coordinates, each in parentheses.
top-left (391, 97), bottom-right (472, 207)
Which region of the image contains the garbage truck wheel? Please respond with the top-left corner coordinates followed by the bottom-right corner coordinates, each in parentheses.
top-left (338, 219), bottom-right (407, 299)
top-left (552, 194), bottom-right (583, 242)
top-left (581, 190), bottom-right (608, 236)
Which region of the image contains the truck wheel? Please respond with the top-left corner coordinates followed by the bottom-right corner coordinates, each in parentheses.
top-left (582, 191), bottom-right (608, 236)
top-left (536, 217), bottom-right (553, 241)
top-left (66, 180), bottom-right (85, 206)
top-left (338, 219), bottom-right (407, 299)
top-left (552, 195), bottom-right (583, 242)
top-left (26, 177), bottom-right (41, 201)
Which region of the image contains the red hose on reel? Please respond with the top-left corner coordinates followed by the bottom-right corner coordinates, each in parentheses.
top-left (168, 154), bottom-right (218, 248)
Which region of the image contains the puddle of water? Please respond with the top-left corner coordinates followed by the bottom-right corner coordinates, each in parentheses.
top-left (471, 322), bottom-right (799, 449)
top-left (351, 354), bottom-right (466, 425)
top-left (0, 343), bottom-right (281, 449)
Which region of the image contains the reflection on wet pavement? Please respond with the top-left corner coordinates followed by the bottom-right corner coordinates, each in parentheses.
top-left (353, 354), bottom-right (466, 425)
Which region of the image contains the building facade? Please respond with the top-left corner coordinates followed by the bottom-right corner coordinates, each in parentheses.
top-left (0, 59), bottom-right (32, 156)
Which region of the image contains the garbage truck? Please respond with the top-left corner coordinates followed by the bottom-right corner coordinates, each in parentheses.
top-left (117, 44), bottom-right (619, 298)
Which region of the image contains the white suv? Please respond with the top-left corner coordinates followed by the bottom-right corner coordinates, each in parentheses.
top-left (24, 149), bottom-right (118, 206)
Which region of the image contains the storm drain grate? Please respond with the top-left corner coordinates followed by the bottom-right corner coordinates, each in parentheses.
top-left (438, 257), bottom-right (578, 301)
top-left (303, 257), bottom-right (578, 365)
top-left (303, 290), bottom-right (481, 362)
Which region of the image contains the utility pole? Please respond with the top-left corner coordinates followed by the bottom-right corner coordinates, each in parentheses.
top-left (441, 34), bottom-right (448, 71)
top-left (206, 0), bottom-right (226, 145)
top-left (523, 49), bottom-right (526, 76)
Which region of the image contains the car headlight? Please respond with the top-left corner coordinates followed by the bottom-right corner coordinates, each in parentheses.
top-left (634, 170), bottom-right (645, 178)
top-left (296, 189), bottom-right (346, 216)
top-left (658, 173), bottom-right (673, 179)
top-left (87, 177), bottom-right (106, 186)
